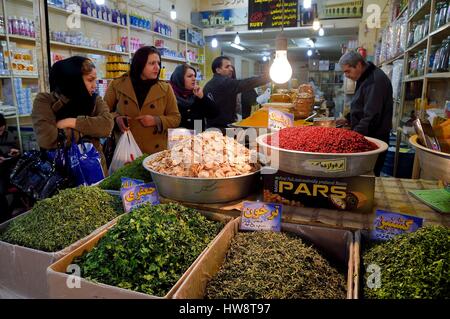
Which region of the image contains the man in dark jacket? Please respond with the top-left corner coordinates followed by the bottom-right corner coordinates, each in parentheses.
top-left (204, 56), bottom-right (270, 130)
top-left (338, 51), bottom-right (393, 176)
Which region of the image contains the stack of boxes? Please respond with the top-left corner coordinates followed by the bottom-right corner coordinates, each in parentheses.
top-left (2, 78), bottom-right (33, 115)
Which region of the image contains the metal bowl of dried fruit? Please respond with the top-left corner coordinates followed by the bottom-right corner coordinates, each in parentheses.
top-left (143, 152), bottom-right (261, 203)
top-left (256, 131), bottom-right (388, 178)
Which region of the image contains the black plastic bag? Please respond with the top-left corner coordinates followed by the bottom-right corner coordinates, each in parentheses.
top-left (10, 150), bottom-right (72, 201)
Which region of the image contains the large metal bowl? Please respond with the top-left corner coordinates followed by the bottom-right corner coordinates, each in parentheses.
top-left (142, 152), bottom-right (261, 203)
top-left (256, 132), bottom-right (388, 177)
top-left (409, 135), bottom-right (450, 181)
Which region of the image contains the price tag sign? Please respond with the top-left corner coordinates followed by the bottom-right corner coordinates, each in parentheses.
top-left (168, 128), bottom-right (195, 149)
top-left (371, 210), bottom-right (423, 241)
top-left (268, 108), bottom-right (294, 130)
top-left (240, 201), bottom-right (282, 232)
top-left (121, 177), bottom-right (145, 189)
top-left (121, 182), bottom-right (160, 213)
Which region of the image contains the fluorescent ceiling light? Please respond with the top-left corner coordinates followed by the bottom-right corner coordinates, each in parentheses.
top-left (95, 0), bottom-right (105, 4)
top-left (230, 43), bottom-right (245, 51)
top-left (211, 38), bottom-right (218, 48)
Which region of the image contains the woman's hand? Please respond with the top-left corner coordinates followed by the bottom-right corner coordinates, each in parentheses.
top-left (135, 115), bottom-right (156, 127)
top-left (193, 84), bottom-right (204, 99)
top-left (115, 116), bottom-right (130, 132)
top-left (8, 148), bottom-right (20, 157)
top-left (56, 118), bottom-right (77, 129)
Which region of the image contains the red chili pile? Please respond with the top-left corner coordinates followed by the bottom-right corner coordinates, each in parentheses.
top-left (266, 127), bottom-right (379, 153)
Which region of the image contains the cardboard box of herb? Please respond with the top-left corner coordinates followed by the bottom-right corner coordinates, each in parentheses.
top-left (99, 154), bottom-right (151, 190)
top-left (204, 229), bottom-right (348, 299)
top-left (72, 203), bottom-right (225, 297)
top-left (362, 226), bottom-right (450, 299)
top-left (0, 187), bottom-right (122, 252)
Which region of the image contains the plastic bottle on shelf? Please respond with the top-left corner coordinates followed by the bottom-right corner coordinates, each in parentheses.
top-left (12, 16), bottom-right (19, 35)
top-left (80, 0), bottom-right (87, 15)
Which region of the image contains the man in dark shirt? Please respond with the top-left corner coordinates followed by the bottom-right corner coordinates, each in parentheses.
top-left (338, 51), bottom-right (393, 176)
top-left (204, 56), bottom-right (270, 131)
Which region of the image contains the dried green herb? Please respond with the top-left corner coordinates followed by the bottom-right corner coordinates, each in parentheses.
top-left (75, 203), bottom-right (224, 297)
top-left (99, 154), bottom-right (151, 190)
top-left (206, 231), bottom-right (347, 299)
top-left (0, 187), bottom-right (122, 252)
top-left (363, 225), bottom-right (450, 299)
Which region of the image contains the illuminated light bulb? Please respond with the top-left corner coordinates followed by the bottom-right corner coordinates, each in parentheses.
top-left (170, 4), bottom-right (177, 20)
top-left (303, 0), bottom-right (312, 9)
top-left (307, 49), bottom-right (313, 57)
top-left (95, 0), bottom-right (105, 5)
top-left (234, 32), bottom-right (240, 45)
top-left (319, 27), bottom-right (324, 36)
top-left (263, 56), bottom-right (268, 62)
top-left (313, 19), bottom-right (321, 31)
top-left (211, 38), bottom-right (218, 48)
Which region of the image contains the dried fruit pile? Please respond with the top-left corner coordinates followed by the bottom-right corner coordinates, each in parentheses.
top-left (206, 231), bottom-right (347, 299)
top-left (146, 131), bottom-right (259, 178)
top-left (267, 127), bottom-right (378, 153)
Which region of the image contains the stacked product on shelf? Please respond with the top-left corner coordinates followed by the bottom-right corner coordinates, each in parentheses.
top-left (433, 1), bottom-right (449, 30)
top-left (48, 0), bottom-right (127, 26)
top-left (129, 12), bottom-right (151, 30)
top-left (179, 28), bottom-right (205, 46)
top-left (6, 16), bottom-right (35, 38)
top-left (0, 41), bottom-right (37, 76)
top-left (2, 78), bottom-right (34, 115)
top-left (430, 37), bottom-right (450, 73)
top-left (407, 15), bottom-right (430, 48)
top-left (51, 30), bottom-right (126, 53)
top-left (106, 55), bottom-right (129, 79)
top-left (154, 19), bottom-right (173, 37)
top-left (120, 36), bottom-right (142, 53)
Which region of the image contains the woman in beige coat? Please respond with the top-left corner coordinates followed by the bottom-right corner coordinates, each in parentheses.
top-left (32, 56), bottom-right (114, 174)
top-left (104, 46), bottom-right (181, 155)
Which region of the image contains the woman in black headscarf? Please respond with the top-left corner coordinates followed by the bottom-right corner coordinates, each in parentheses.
top-left (170, 64), bottom-right (218, 130)
top-left (31, 56), bottom-right (114, 173)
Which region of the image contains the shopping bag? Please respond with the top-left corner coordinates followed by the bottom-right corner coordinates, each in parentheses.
top-left (77, 141), bottom-right (104, 185)
top-left (66, 134), bottom-right (87, 186)
top-left (109, 130), bottom-right (143, 174)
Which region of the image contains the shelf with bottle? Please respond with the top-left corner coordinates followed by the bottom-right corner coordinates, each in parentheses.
top-left (50, 40), bottom-right (129, 56)
top-left (47, 1), bottom-right (128, 29)
top-left (431, 1), bottom-right (450, 33)
top-left (405, 35), bottom-right (428, 52)
top-left (408, 0), bottom-right (431, 23)
top-left (0, 33), bottom-right (35, 42)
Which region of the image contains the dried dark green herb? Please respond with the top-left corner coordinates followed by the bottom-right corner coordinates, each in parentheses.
top-left (363, 225), bottom-right (450, 299)
top-left (99, 154), bottom-right (151, 190)
top-left (75, 203), bottom-right (224, 297)
top-left (206, 231), bottom-right (347, 299)
top-left (0, 187), bottom-right (122, 252)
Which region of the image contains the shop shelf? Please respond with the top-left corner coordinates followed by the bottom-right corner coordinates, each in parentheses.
top-left (0, 34), bottom-right (35, 42)
top-left (395, 5), bottom-right (408, 22)
top-left (186, 42), bottom-right (204, 49)
top-left (429, 22), bottom-right (450, 38)
top-left (403, 75), bottom-right (425, 82)
top-left (47, 5), bottom-right (128, 29)
top-left (405, 36), bottom-right (428, 53)
top-left (407, 0), bottom-right (431, 23)
top-left (0, 74), bottom-right (38, 79)
top-left (5, 114), bottom-right (31, 120)
top-left (426, 72), bottom-right (450, 79)
top-left (161, 55), bottom-right (187, 63)
top-left (188, 60), bottom-right (204, 66)
top-left (50, 41), bottom-right (129, 56)
top-left (378, 53), bottom-right (404, 67)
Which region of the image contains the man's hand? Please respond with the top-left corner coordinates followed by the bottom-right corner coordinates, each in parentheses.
top-left (56, 118), bottom-right (77, 129)
top-left (8, 148), bottom-right (19, 157)
top-left (135, 115), bottom-right (156, 127)
top-left (193, 84), bottom-right (204, 99)
top-left (115, 116), bottom-right (130, 133)
top-left (336, 118), bottom-right (349, 128)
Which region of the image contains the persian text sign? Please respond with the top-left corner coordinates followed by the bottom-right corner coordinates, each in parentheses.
top-left (240, 201), bottom-right (282, 232)
top-left (248, 0), bottom-right (298, 30)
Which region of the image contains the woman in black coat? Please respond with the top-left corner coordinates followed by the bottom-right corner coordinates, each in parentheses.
top-left (170, 64), bottom-right (218, 130)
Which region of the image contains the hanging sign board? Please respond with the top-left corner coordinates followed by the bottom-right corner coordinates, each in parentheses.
top-left (248, 0), bottom-right (298, 30)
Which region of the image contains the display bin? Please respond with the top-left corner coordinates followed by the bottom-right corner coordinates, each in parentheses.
top-left (0, 211), bottom-right (120, 299)
top-left (46, 211), bottom-right (234, 299)
top-left (173, 218), bottom-right (355, 299)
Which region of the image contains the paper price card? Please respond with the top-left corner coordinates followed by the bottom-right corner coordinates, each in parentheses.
top-left (121, 177), bottom-right (145, 189)
top-left (121, 182), bottom-right (160, 213)
top-left (168, 128), bottom-right (195, 149)
top-left (371, 210), bottom-right (423, 241)
top-left (268, 108), bottom-right (294, 130)
top-left (240, 201), bottom-right (282, 232)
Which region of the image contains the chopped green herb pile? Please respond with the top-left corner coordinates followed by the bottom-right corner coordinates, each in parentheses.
top-left (206, 231), bottom-right (347, 299)
top-left (363, 225), bottom-right (450, 299)
top-left (99, 154), bottom-right (151, 190)
top-left (0, 187), bottom-right (122, 252)
top-left (75, 203), bottom-right (224, 297)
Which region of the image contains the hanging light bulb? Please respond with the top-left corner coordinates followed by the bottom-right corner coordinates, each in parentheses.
top-left (170, 4), bottom-right (177, 20)
top-left (263, 56), bottom-right (268, 62)
top-left (307, 49), bottom-right (313, 57)
top-left (303, 0), bottom-right (312, 9)
top-left (269, 33), bottom-right (292, 84)
top-left (313, 19), bottom-right (321, 31)
top-left (234, 32), bottom-right (240, 45)
top-left (211, 38), bottom-right (218, 48)
top-left (319, 27), bottom-right (325, 36)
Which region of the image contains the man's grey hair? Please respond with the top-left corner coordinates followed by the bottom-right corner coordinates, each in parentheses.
top-left (339, 51), bottom-right (367, 68)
